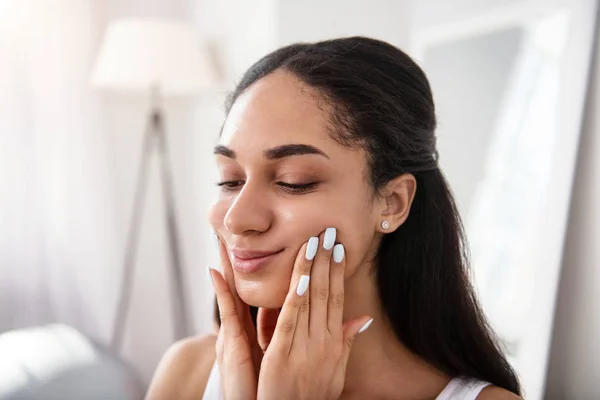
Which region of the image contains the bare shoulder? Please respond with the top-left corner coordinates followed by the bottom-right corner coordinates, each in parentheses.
top-left (477, 386), bottom-right (523, 400)
top-left (145, 334), bottom-right (217, 400)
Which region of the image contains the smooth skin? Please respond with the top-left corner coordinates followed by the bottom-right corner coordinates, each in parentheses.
top-left (145, 71), bottom-right (521, 400)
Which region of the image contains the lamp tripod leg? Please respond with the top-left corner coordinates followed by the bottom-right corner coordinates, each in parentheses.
top-left (111, 112), bottom-right (156, 352)
top-left (154, 109), bottom-right (190, 341)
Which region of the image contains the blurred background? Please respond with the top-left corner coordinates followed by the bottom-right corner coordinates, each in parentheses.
top-left (0, 0), bottom-right (598, 399)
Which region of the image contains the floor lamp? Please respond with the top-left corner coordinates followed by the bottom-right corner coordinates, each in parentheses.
top-left (91, 18), bottom-right (217, 352)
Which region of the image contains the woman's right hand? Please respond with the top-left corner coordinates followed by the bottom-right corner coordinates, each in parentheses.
top-left (210, 238), bottom-right (279, 400)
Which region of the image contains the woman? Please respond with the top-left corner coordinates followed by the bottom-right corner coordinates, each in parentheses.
top-left (146, 37), bottom-right (522, 399)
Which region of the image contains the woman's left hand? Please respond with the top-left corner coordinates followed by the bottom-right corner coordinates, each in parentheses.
top-left (257, 228), bottom-right (373, 400)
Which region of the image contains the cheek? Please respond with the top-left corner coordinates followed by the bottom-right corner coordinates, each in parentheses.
top-left (336, 216), bottom-right (375, 274)
top-left (323, 192), bottom-right (376, 272)
top-left (282, 195), bottom-right (375, 268)
top-left (208, 198), bottom-right (228, 234)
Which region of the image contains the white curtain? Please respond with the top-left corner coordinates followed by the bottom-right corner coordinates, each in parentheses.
top-left (0, 0), bottom-right (229, 384)
top-left (0, 1), bottom-right (119, 338)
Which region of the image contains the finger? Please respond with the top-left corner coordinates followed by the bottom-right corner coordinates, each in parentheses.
top-left (217, 238), bottom-right (243, 314)
top-left (295, 239), bottom-right (316, 339)
top-left (257, 307), bottom-right (280, 352)
top-left (341, 316), bottom-right (373, 364)
top-left (218, 238), bottom-right (256, 342)
top-left (215, 326), bottom-right (224, 363)
top-left (210, 268), bottom-right (246, 341)
top-left (328, 243), bottom-right (346, 335)
top-left (270, 239), bottom-right (315, 355)
top-left (309, 227), bottom-right (336, 336)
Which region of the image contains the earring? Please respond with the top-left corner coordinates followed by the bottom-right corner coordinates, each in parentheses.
top-left (381, 220), bottom-right (390, 230)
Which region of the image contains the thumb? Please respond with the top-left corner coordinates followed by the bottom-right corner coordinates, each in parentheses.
top-left (257, 307), bottom-right (280, 352)
top-left (341, 316), bottom-right (373, 361)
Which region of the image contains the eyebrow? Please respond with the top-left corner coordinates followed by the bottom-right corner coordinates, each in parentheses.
top-left (213, 144), bottom-right (330, 160)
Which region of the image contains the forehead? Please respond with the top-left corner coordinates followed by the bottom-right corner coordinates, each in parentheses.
top-left (220, 71), bottom-right (334, 152)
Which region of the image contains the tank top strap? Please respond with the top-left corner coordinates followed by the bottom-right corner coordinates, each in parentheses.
top-left (202, 361), bottom-right (223, 400)
top-left (436, 377), bottom-right (491, 400)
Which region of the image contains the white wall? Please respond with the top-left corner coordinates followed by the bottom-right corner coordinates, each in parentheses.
top-left (277, 0), bottom-right (410, 48)
top-left (421, 26), bottom-right (523, 215)
top-left (545, 22), bottom-right (600, 399)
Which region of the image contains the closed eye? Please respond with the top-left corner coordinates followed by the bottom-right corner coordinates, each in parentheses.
top-left (277, 182), bottom-right (319, 194)
top-left (216, 181), bottom-right (319, 194)
top-left (216, 180), bottom-right (244, 190)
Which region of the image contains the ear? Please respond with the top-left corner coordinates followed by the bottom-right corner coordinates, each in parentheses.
top-left (376, 174), bottom-right (417, 232)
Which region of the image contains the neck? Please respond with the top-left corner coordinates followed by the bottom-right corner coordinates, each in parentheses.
top-left (340, 264), bottom-right (449, 399)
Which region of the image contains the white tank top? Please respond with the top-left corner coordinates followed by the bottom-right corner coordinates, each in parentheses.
top-left (201, 361), bottom-right (491, 400)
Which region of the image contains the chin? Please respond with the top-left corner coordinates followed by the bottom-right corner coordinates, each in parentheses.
top-left (236, 277), bottom-right (288, 309)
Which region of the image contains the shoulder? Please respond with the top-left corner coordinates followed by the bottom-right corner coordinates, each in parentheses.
top-left (145, 334), bottom-right (217, 400)
top-left (160, 334), bottom-right (217, 368)
top-left (477, 386), bottom-right (523, 400)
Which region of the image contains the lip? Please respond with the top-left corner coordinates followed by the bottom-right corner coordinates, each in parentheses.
top-left (230, 249), bottom-right (284, 274)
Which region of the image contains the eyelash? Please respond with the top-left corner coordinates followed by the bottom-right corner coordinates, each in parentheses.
top-left (216, 180), bottom-right (318, 194)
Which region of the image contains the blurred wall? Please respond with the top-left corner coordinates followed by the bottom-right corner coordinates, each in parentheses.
top-left (545, 16), bottom-right (600, 399)
top-left (421, 27), bottom-right (523, 217)
top-left (277, 0), bottom-right (410, 48)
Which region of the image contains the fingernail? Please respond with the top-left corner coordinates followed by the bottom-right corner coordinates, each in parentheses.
top-left (208, 267), bottom-right (217, 285)
top-left (208, 265), bottom-right (222, 280)
top-left (333, 244), bottom-right (345, 263)
top-left (296, 275), bottom-right (310, 296)
top-left (323, 227), bottom-right (336, 250)
top-left (306, 237), bottom-right (319, 260)
top-left (358, 318), bottom-right (374, 334)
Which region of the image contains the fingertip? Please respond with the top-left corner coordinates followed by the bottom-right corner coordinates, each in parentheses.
top-left (296, 275), bottom-right (311, 296)
top-left (209, 268), bottom-right (218, 289)
top-left (208, 264), bottom-right (219, 278)
top-left (209, 267), bottom-right (226, 288)
top-left (306, 236), bottom-right (319, 260)
top-left (358, 317), bottom-right (374, 334)
top-left (333, 244), bottom-right (345, 263)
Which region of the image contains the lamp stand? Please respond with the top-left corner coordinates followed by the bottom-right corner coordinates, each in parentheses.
top-left (111, 98), bottom-right (190, 352)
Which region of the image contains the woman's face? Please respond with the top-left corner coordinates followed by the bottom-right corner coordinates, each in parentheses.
top-left (209, 71), bottom-right (381, 308)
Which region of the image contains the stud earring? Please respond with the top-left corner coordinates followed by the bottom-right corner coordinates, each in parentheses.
top-left (381, 220), bottom-right (390, 230)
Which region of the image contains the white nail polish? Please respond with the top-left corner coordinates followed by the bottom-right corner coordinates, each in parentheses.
top-left (358, 318), bottom-right (374, 333)
top-left (306, 237), bottom-right (319, 260)
top-left (323, 227), bottom-right (336, 250)
top-left (296, 275), bottom-right (310, 296)
top-left (333, 244), bottom-right (345, 263)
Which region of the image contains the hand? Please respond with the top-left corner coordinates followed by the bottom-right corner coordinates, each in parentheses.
top-left (210, 238), bottom-right (279, 400)
top-left (257, 228), bottom-right (373, 400)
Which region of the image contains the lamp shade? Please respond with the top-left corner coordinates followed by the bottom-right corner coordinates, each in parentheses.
top-left (91, 18), bottom-right (217, 95)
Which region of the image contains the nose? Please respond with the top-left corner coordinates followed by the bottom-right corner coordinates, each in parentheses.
top-left (224, 180), bottom-right (272, 235)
